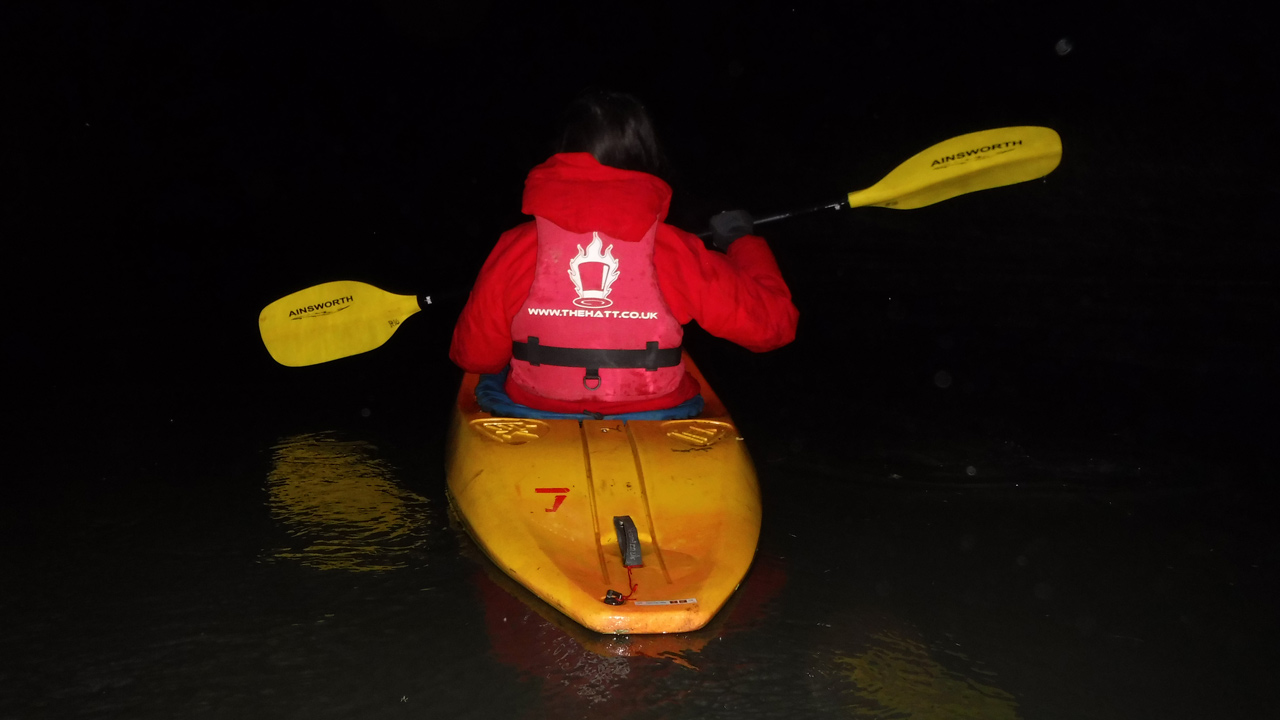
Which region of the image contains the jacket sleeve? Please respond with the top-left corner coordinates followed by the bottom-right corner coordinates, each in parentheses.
top-left (449, 224), bottom-right (539, 374)
top-left (656, 226), bottom-right (799, 353)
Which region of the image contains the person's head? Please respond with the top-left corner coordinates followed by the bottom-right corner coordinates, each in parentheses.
top-left (553, 90), bottom-right (667, 178)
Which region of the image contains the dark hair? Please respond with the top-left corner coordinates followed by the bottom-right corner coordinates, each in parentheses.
top-left (553, 90), bottom-right (667, 178)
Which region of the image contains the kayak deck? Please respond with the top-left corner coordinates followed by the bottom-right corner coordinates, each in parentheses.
top-left (445, 356), bottom-right (761, 635)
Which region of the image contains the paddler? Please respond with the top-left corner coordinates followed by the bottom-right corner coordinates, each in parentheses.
top-left (450, 90), bottom-right (798, 417)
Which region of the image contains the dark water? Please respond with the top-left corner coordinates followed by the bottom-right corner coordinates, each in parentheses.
top-left (5, 1), bottom-right (1278, 718)
top-left (7, 270), bottom-right (1277, 718)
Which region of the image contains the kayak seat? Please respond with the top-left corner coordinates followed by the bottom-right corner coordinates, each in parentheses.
top-left (475, 367), bottom-right (705, 421)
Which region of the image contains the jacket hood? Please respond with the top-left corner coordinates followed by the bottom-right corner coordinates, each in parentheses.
top-left (521, 153), bottom-right (672, 243)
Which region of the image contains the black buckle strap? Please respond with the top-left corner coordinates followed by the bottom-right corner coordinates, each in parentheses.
top-left (513, 337), bottom-right (683, 390)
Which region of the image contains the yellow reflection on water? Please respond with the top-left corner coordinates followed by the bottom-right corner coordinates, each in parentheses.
top-left (836, 632), bottom-right (1020, 719)
top-left (264, 432), bottom-right (430, 572)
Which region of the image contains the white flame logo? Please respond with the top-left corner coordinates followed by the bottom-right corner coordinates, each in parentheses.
top-left (568, 233), bottom-right (621, 308)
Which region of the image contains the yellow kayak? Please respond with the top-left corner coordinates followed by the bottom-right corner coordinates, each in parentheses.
top-left (445, 354), bottom-right (761, 635)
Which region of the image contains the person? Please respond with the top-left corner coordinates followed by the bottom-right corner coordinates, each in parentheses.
top-left (449, 90), bottom-right (798, 417)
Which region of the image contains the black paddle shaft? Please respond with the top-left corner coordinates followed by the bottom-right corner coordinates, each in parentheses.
top-left (697, 198), bottom-right (846, 239)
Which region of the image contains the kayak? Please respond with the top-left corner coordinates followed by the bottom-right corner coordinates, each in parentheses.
top-left (445, 354), bottom-right (761, 635)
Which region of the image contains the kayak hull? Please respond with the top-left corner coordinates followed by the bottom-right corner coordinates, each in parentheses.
top-left (445, 355), bottom-right (761, 635)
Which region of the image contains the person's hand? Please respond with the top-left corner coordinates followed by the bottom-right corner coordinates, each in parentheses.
top-left (709, 210), bottom-right (754, 252)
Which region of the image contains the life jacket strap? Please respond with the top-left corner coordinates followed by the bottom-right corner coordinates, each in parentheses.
top-left (513, 337), bottom-right (683, 391)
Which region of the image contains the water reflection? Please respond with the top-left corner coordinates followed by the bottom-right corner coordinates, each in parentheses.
top-left (261, 434), bottom-right (1022, 718)
top-left (464, 509), bottom-right (788, 714)
top-left (835, 631), bottom-right (1020, 719)
top-left (263, 431), bottom-right (431, 571)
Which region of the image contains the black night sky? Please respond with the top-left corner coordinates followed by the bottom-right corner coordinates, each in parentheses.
top-left (8, 3), bottom-right (1274, 386)
top-left (11, 1), bottom-right (1274, 472)
top-left (4, 2), bottom-right (1278, 718)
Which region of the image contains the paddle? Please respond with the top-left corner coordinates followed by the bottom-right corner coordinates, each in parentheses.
top-left (259, 280), bottom-right (431, 367)
top-left (260, 126), bottom-right (1061, 367)
top-left (701, 126), bottom-right (1062, 236)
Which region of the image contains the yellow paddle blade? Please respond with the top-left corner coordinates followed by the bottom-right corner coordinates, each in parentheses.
top-left (258, 280), bottom-right (425, 367)
top-left (846, 126), bottom-right (1062, 210)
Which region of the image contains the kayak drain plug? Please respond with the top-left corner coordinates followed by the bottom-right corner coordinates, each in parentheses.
top-left (604, 516), bottom-right (642, 605)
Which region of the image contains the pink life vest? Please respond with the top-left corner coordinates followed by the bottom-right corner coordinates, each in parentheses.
top-left (508, 216), bottom-right (685, 404)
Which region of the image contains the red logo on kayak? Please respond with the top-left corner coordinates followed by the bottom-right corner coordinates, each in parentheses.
top-left (535, 487), bottom-right (569, 512)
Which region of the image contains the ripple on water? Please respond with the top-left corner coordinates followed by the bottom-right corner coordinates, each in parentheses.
top-left (834, 631), bottom-right (1020, 719)
top-left (262, 431), bottom-right (432, 572)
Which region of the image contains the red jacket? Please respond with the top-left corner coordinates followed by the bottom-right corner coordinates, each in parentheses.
top-left (450, 153), bottom-right (799, 414)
